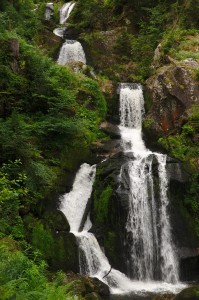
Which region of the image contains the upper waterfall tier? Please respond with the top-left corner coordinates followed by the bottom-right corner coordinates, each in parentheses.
top-left (119, 84), bottom-right (148, 155)
top-left (57, 40), bottom-right (86, 65)
top-left (60, 2), bottom-right (76, 24)
top-left (119, 83), bottom-right (145, 129)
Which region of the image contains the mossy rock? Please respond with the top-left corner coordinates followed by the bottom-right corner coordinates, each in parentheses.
top-left (175, 286), bottom-right (199, 300)
top-left (63, 273), bottom-right (109, 300)
top-left (30, 214), bottom-right (79, 273)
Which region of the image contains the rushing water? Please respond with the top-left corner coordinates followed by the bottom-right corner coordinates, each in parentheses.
top-left (119, 84), bottom-right (179, 283)
top-left (60, 1), bottom-right (76, 24)
top-left (56, 2), bottom-right (86, 67)
top-left (59, 84), bottom-right (186, 295)
top-left (57, 40), bottom-right (86, 65)
top-left (60, 163), bottom-right (184, 295)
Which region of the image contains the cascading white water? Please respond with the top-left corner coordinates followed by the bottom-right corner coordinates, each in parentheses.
top-left (60, 163), bottom-right (96, 232)
top-left (60, 2), bottom-right (76, 25)
top-left (56, 2), bottom-right (86, 68)
top-left (119, 83), bottom-right (179, 283)
top-left (59, 162), bottom-right (185, 295)
top-left (59, 163), bottom-right (135, 293)
top-left (157, 154), bottom-right (179, 283)
top-left (57, 40), bottom-right (86, 65)
top-left (125, 155), bottom-right (158, 280)
top-left (119, 84), bottom-right (147, 155)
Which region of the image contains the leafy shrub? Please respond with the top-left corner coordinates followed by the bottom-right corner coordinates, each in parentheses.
top-left (0, 241), bottom-right (71, 300)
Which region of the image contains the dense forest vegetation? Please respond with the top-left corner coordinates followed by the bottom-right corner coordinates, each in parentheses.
top-left (0, 0), bottom-right (198, 299)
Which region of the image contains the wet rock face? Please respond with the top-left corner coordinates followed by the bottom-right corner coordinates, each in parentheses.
top-left (180, 255), bottom-right (199, 282)
top-left (145, 61), bottom-right (199, 136)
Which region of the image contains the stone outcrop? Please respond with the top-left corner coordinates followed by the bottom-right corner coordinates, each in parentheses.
top-left (144, 59), bottom-right (199, 141)
top-left (45, 3), bottom-right (54, 21)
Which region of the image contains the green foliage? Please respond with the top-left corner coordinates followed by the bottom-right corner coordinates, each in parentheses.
top-left (32, 222), bottom-right (55, 260)
top-left (69, 0), bottom-right (116, 31)
top-left (0, 32), bottom-right (106, 194)
top-left (184, 174), bottom-right (199, 237)
top-left (158, 122), bottom-right (198, 162)
top-left (0, 0), bottom-right (42, 42)
top-left (143, 118), bottom-right (153, 129)
top-left (0, 240), bottom-right (79, 300)
top-left (0, 3), bottom-right (107, 290)
top-left (0, 160), bottom-right (32, 239)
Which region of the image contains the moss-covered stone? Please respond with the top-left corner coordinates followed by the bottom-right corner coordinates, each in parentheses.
top-left (94, 185), bottom-right (113, 223)
top-left (63, 272), bottom-right (109, 300)
top-left (175, 286), bottom-right (199, 300)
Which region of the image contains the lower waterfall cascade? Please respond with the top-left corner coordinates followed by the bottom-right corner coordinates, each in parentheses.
top-left (119, 84), bottom-right (179, 283)
top-left (59, 84), bottom-right (186, 295)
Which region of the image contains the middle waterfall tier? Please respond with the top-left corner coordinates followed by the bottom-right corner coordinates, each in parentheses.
top-left (57, 40), bottom-right (86, 66)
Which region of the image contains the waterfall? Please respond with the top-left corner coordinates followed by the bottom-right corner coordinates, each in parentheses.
top-left (119, 83), bottom-right (179, 283)
top-left (58, 83), bottom-right (185, 295)
top-left (56, 2), bottom-right (86, 67)
top-left (57, 40), bottom-right (86, 66)
top-left (60, 2), bottom-right (76, 25)
top-left (59, 163), bottom-right (135, 293)
top-left (119, 84), bottom-right (147, 155)
top-left (59, 161), bottom-right (185, 295)
top-left (60, 163), bottom-right (96, 233)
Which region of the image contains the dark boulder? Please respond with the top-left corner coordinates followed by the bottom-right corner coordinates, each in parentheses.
top-left (100, 121), bottom-right (121, 139)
